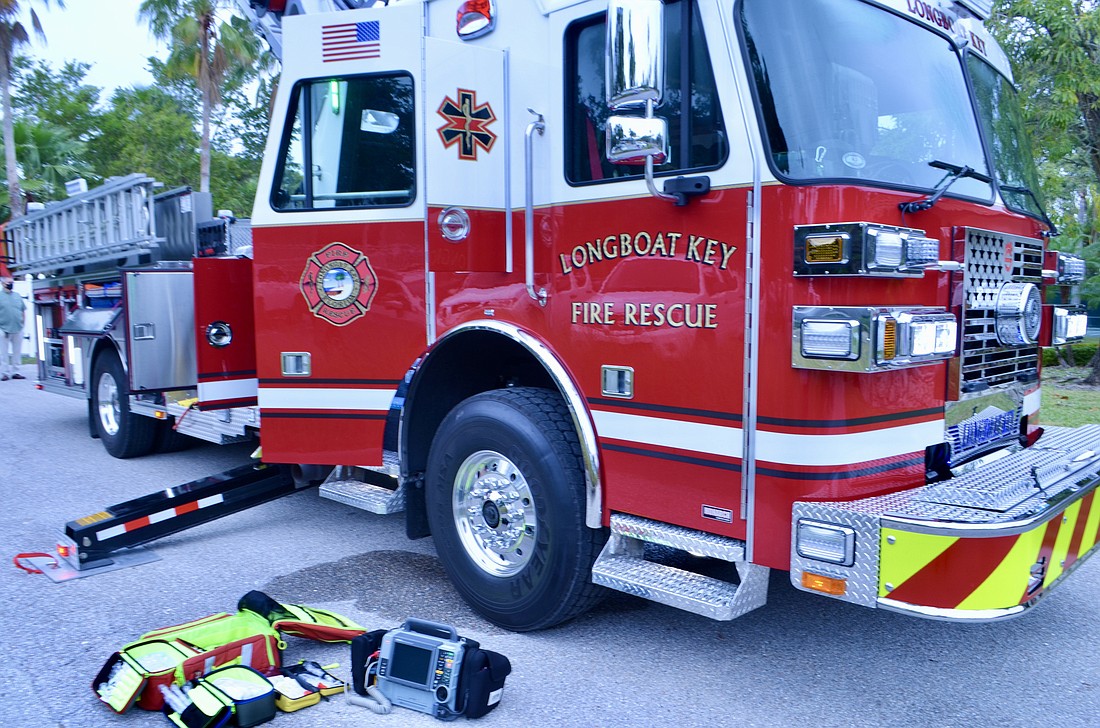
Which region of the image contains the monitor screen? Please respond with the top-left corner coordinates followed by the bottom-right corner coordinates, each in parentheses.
top-left (389, 640), bottom-right (433, 686)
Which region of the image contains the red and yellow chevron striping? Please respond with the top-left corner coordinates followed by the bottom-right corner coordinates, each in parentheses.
top-left (880, 491), bottom-right (1100, 612)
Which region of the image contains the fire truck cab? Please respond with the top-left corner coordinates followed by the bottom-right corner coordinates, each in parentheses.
top-left (11, 0), bottom-right (1100, 631)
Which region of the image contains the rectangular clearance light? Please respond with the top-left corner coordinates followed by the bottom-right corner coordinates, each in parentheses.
top-left (800, 319), bottom-right (860, 360)
top-left (796, 520), bottom-right (856, 566)
top-left (804, 234), bottom-right (847, 264)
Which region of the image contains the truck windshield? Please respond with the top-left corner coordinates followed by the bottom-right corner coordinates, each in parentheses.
top-left (966, 55), bottom-right (1045, 219)
top-left (740, 0), bottom-right (991, 200)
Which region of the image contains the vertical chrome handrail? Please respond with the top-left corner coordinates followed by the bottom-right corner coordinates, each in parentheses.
top-left (524, 109), bottom-right (547, 307)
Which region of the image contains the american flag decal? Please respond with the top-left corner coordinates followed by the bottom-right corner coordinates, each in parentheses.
top-left (322, 20), bottom-right (381, 63)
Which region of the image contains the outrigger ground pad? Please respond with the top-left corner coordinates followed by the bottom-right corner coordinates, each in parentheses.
top-left (16, 546), bottom-right (162, 583)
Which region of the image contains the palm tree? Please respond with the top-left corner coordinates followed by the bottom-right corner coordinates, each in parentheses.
top-left (139, 0), bottom-right (262, 193)
top-left (0, 0), bottom-right (63, 218)
top-left (8, 119), bottom-right (91, 201)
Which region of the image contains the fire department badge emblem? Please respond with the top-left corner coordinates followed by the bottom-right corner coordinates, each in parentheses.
top-left (437, 88), bottom-right (497, 161)
top-left (299, 242), bottom-right (378, 326)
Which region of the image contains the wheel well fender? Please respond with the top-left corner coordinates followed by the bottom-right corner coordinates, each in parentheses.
top-left (400, 321), bottom-right (603, 529)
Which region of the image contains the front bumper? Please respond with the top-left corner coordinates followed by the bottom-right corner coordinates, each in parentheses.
top-left (791, 425), bottom-right (1100, 621)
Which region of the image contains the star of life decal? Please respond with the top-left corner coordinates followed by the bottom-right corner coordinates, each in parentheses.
top-left (436, 88), bottom-right (497, 161)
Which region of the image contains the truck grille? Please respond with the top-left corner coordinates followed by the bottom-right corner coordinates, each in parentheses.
top-left (958, 228), bottom-right (1043, 393)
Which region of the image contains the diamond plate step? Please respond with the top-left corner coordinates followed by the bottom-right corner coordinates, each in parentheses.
top-left (610, 512), bottom-right (747, 561)
top-left (592, 514), bottom-right (768, 621)
top-left (319, 466), bottom-right (405, 515)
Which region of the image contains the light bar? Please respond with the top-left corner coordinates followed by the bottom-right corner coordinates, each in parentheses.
top-left (795, 222), bottom-right (942, 277)
top-left (794, 306), bottom-right (957, 372)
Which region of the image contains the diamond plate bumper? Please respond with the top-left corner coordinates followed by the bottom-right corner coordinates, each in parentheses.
top-left (791, 425), bottom-right (1100, 621)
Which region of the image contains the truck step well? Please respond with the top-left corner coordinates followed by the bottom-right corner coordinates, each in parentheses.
top-left (319, 464), bottom-right (406, 515)
top-left (591, 513), bottom-right (769, 621)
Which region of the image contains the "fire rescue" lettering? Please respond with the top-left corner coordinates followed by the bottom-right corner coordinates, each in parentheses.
top-left (571, 301), bottom-right (718, 329)
top-left (559, 231), bottom-right (738, 274)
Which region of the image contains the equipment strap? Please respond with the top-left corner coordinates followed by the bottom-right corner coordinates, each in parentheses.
top-left (12, 552), bottom-right (57, 574)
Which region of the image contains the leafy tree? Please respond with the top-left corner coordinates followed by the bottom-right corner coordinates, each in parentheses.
top-left (989, 0), bottom-right (1100, 243)
top-left (12, 57), bottom-right (100, 142)
top-left (0, 0), bottom-right (64, 218)
top-left (86, 84), bottom-right (200, 188)
top-left (138, 0), bottom-right (265, 193)
top-left (989, 0), bottom-right (1100, 380)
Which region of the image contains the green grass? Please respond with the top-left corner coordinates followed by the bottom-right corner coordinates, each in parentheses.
top-left (1044, 386), bottom-right (1100, 427)
top-left (1042, 366), bottom-right (1100, 427)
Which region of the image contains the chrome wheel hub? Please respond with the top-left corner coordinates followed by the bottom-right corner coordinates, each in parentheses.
top-left (452, 450), bottom-right (537, 577)
top-left (97, 371), bottom-right (121, 437)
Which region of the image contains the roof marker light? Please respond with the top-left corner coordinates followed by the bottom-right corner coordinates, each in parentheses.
top-left (457, 0), bottom-right (496, 40)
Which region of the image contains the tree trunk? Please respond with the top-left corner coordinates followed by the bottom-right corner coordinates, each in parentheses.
top-left (200, 85), bottom-right (211, 193)
top-left (1, 50), bottom-right (23, 218)
top-left (199, 17), bottom-right (211, 194)
top-left (1056, 343), bottom-right (1073, 367)
top-left (1085, 343), bottom-right (1100, 386)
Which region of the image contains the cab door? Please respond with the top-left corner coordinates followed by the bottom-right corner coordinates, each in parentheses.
top-left (250, 5), bottom-right (428, 466)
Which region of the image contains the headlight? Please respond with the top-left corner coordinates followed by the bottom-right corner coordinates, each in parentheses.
top-left (900, 312), bottom-right (958, 359)
top-left (1053, 306), bottom-right (1088, 345)
top-left (796, 520), bottom-right (856, 566)
top-left (800, 319), bottom-right (861, 360)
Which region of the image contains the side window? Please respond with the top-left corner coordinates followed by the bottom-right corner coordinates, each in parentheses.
top-left (565, 0), bottom-right (727, 185)
top-left (272, 73), bottom-right (415, 210)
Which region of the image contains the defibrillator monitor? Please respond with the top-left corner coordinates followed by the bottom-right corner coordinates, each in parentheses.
top-left (376, 619), bottom-right (465, 717)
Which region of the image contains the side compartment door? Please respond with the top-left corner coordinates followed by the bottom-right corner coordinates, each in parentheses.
top-left (424, 39), bottom-right (508, 273)
top-left (193, 257), bottom-right (257, 410)
top-left (124, 266), bottom-right (196, 392)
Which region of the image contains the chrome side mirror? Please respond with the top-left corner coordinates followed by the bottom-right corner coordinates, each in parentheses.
top-left (605, 0), bottom-right (676, 202)
top-left (606, 116), bottom-right (668, 165)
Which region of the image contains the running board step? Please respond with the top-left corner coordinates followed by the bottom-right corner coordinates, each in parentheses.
top-left (319, 465), bottom-right (405, 515)
top-left (591, 513), bottom-right (769, 621)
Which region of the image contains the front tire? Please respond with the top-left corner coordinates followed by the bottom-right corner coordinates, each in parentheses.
top-left (425, 387), bottom-right (606, 632)
top-left (90, 349), bottom-right (157, 459)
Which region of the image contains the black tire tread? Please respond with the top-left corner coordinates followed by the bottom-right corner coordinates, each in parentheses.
top-left (91, 350), bottom-right (158, 459)
top-left (428, 386), bottom-right (607, 631)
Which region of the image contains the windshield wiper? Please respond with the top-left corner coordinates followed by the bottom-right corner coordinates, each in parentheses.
top-left (899, 160), bottom-right (992, 214)
top-left (999, 183), bottom-right (1059, 238)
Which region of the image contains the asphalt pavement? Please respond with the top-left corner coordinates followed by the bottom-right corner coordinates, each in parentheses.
top-left (3, 376), bottom-right (1100, 727)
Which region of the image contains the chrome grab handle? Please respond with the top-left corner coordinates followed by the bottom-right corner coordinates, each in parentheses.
top-left (524, 109), bottom-right (548, 307)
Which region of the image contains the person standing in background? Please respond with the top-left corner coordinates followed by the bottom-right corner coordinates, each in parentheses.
top-left (0, 277), bottom-right (26, 381)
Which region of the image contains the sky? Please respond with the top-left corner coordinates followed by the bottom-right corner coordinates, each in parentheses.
top-left (21, 0), bottom-right (165, 95)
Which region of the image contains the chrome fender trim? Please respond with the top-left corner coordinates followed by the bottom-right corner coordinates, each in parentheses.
top-left (432, 320), bottom-right (603, 528)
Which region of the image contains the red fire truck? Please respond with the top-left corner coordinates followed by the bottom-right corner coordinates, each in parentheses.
top-left (7, 0), bottom-right (1100, 631)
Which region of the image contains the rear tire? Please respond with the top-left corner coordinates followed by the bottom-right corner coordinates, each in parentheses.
top-left (425, 387), bottom-right (606, 631)
top-left (153, 421), bottom-right (196, 453)
top-left (90, 349), bottom-right (157, 459)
